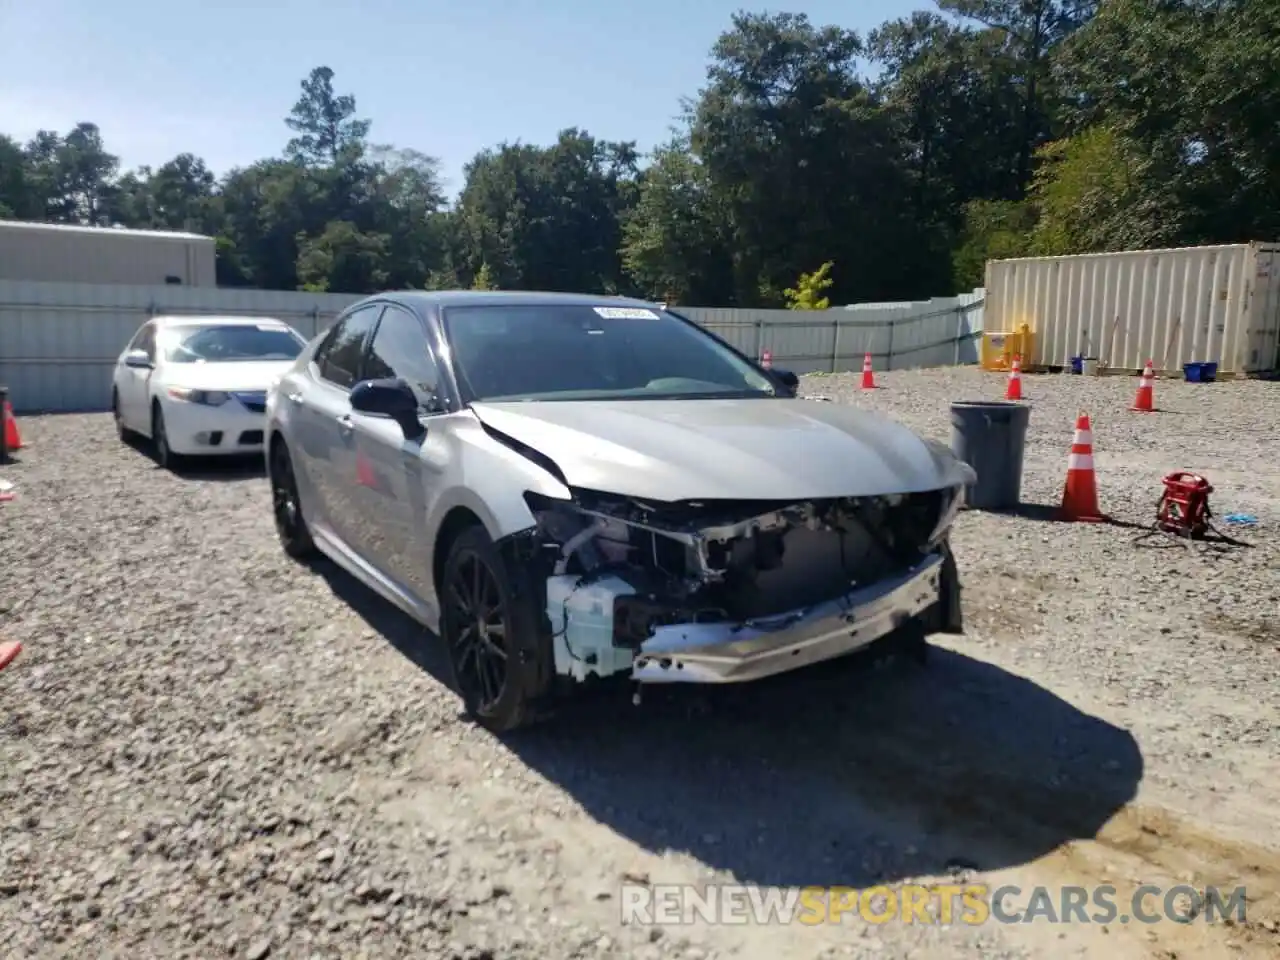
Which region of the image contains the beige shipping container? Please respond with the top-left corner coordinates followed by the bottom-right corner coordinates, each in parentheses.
top-left (0, 220), bottom-right (216, 287)
top-left (984, 243), bottom-right (1280, 376)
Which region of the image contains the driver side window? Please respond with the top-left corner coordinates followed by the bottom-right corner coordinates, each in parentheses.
top-left (362, 305), bottom-right (444, 412)
top-left (134, 325), bottom-right (156, 361)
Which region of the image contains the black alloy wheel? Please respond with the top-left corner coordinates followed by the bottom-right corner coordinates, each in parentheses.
top-left (270, 442), bottom-right (316, 558)
top-left (441, 526), bottom-right (535, 733)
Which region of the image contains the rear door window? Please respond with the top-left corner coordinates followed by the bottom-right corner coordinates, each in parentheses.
top-left (316, 305), bottom-right (383, 388)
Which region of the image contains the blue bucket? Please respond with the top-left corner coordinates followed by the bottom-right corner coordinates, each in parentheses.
top-left (1183, 362), bottom-right (1218, 383)
top-left (1070, 356), bottom-right (1083, 374)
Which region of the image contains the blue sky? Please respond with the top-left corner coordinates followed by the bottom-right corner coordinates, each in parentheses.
top-left (1, 0), bottom-right (924, 197)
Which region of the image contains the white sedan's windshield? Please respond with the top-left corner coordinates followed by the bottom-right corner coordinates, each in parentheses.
top-left (163, 325), bottom-right (305, 363)
top-left (442, 304), bottom-right (779, 402)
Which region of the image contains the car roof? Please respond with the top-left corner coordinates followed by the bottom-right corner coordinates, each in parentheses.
top-left (383, 290), bottom-right (663, 312)
top-left (150, 315), bottom-right (289, 328)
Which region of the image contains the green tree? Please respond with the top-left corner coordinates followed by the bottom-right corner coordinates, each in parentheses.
top-left (0, 135), bottom-right (39, 219)
top-left (285, 66), bottom-right (372, 166)
top-left (452, 128), bottom-right (638, 292)
top-left (951, 199), bottom-right (1036, 290)
top-left (690, 12), bottom-right (923, 305)
top-left (22, 124), bottom-right (120, 224)
top-left (1026, 125), bottom-right (1164, 255)
top-left (620, 137), bottom-right (731, 304)
top-left (1057, 0), bottom-right (1280, 244)
top-left (295, 220), bottom-right (389, 293)
top-left (938, 1), bottom-right (1099, 190)
top-left (783, 262), bottom-right (835, 310)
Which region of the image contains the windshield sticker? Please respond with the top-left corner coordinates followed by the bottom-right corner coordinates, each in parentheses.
top-left (592, 306), bottom-right (659, 320)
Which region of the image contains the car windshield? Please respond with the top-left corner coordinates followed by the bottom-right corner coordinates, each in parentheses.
top-left (162, 324), bottom-right (305, 363)
top-left (441, 304), bottom-right (779, 402)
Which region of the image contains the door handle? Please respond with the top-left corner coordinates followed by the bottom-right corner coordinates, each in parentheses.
top-left (286, 391), bottom-right (303, 404)
top-left (336, 414), bottom-right (354, 437)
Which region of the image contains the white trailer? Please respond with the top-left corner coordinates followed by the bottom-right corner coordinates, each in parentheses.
top-left (0, 220), bottom-right (217, 287)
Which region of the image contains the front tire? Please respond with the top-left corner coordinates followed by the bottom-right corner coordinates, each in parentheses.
top-left (270, 440), bottom-right (316, 559)
top-left (887, 620), bottom-right (930, 665)
top-left (112, 389), bottom-right (133, 441)
top-left (440, 526), bottom-right (542, 734)
top-left (150, 403), bottom-right (182, 470)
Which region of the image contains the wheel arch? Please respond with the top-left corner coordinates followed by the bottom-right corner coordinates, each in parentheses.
top-left (431, 506), bottom-right (487, 595)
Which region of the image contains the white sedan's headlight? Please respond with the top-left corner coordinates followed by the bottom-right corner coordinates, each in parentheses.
top-left (166, 386), bottom-right (230, 406)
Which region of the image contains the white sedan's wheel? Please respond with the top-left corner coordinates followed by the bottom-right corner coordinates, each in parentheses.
top-left (111, 389), bottom-right (132, 441)
top-left (151, 404), bottom-right (182, 470)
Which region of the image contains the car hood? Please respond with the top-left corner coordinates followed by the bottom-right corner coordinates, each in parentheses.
top-left (163, 360), bottom-right (297, 393)
top-left (469, 398), bottom-right (973, 502)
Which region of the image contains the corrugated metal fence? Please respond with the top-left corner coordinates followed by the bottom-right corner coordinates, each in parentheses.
top-left (0, 280), bottom-right (985, 413)
top-left (0, 281), bottom-right (363, 412)
top-left (681, 290), bottom-right (984, 376)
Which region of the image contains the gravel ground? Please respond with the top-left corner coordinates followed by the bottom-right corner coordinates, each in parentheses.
top-left (1, 366), bottom-right (1278, 960)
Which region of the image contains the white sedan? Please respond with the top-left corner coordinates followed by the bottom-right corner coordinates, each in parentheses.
top-left (111, 315), bottom-right (309, 468)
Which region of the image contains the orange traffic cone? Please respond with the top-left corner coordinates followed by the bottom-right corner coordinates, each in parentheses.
top-left (1059, 413), bottom-right (1107, 523)
top-left (1131, 360), bottom-right (1156, 412)
top-left (1006, 355), bottom-right (1024, 401)
top-left (861, 352), bottom-right (876, 389)
top-left (2, 401), bottom-right (21, 451)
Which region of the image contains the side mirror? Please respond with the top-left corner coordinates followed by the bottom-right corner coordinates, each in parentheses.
top-left (124, 349), bottom-right (152, 369)
top-left (350, 378), bottom-right (423, 436)
top-left (772, 368), bottom-right (800, 395)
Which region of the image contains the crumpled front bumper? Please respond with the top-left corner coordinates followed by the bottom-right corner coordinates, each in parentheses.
top-left (632, 551), bottom-right (946, 684)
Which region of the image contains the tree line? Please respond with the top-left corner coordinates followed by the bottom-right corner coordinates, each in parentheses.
top-left (1, 0), bottom-right (1277, 307)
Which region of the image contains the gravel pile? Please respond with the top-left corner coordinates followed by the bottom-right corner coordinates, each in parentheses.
top-left (0, 367), bottom-right (1276, 959)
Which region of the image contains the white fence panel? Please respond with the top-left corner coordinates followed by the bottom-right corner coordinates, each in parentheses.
top-left (681, 290), bottom-right (984, 373)
top-left (0, 280), bottom-right (362, 412)
top-left (0, 283), bottom-right (988, 413)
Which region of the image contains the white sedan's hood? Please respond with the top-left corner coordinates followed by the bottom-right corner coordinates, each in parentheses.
top-left (163, 360), bottom-right (296, 393)
top-left (470, 398), bottom-right (972, 502)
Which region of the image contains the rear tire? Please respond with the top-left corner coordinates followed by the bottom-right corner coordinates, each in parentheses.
top-left (270, 440), bottom-right (316, 559)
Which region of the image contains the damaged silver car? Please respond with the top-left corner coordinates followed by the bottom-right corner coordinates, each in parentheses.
top-left (265, 291), bottom-right (975, 732)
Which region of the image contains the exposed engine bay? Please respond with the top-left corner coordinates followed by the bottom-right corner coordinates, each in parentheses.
top-left (521, 484), bottom-right (964, 683)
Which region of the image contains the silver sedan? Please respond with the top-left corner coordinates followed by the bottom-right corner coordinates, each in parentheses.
top-left (265, 291), bottom-right (974, 732)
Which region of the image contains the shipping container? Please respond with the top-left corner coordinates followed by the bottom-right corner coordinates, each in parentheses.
top-left (984, 243), bottom-right (1280, 376)
top-left (0, 220), bottom-right (217, 287)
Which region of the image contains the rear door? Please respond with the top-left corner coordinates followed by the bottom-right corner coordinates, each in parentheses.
top-left (291, 304), bottom-right (384, 549)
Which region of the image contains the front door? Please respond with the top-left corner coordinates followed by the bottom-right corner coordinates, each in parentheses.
top-left (347, 304), bottom-right (452, 606)
top-left (119, 323), bottom-right (157, 429)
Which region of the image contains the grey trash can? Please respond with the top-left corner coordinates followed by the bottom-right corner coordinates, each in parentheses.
top-left (949, 401), bottom-right (1031, 511)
